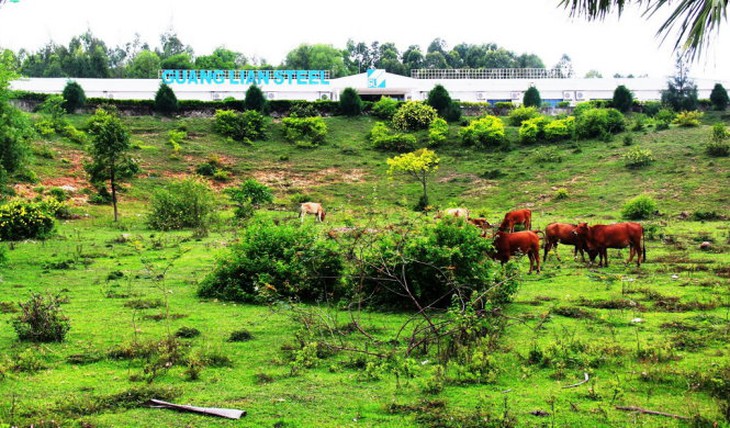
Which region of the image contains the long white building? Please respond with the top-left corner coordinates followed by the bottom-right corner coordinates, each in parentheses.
top-left (10, 68), bottom-right (730, 106)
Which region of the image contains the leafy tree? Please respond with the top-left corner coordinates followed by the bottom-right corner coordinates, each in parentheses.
top-left (710, 83), bottom-right (729, 111)
top-left (387, 148), bottom-right (440, 211)
top-left (559, 0), bottom-right (727, 60)
top-left (426, 84), bottom-right (461, 122)
top-left (585, 69), bottom-right (603, 78)
top-left (160, 53), bottom-right (194, 70)
top-left (0, 60), bottom-right (33, 183)
top-left (523, 86), bottom-right (542, 108)
top-left (195, 47), bottom-right (246, 69)
top-left (126, 50), bottom-right (161, 78)
top-left (244, 85), bottom-right (267, 113)
top-left (61, 81), bottom-right (86, 113)
top-left (339, 87), bottom-right (363, 116)
top-left (154, 83), bottom-right (179, 116)
top-left (402, 45), bottom-right (425, 71)
top-left (284, 44), bottom-right (347, 77)
top-left (661, 56), bottom-right (698, 111)
top-left (612, 85), bottom-right (634, 113)
top-left (157, 29), bottom-right (194, 59)
top-left (554, 54), bottom-right (574, 78)
top-left (85, 108), bottom-right (140, 221)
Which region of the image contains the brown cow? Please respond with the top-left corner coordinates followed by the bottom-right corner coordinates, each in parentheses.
top-left (543, 222), bottom-right (586, 262)
top-left (499, 209), bottom-right (532, 232)
top-left (491, 230), bottom-right (541, 273)
top-left (574, 222), bottom-right (646, 267)
top-left (299, 202), bottom-right (326, 222)
top-left (468, 217), bottom-right (493, 237)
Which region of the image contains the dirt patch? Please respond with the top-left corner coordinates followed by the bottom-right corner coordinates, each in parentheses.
top-left (252, 167), bottom-right (366, 190)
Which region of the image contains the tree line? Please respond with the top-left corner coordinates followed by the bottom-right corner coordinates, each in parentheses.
top-left (0, 30), bottom-right (560, 79)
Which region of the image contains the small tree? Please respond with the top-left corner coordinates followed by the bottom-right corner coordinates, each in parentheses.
top-left (523, 86), bottom-right (542, 108)
top-left (225, 178), bottom-right (274, 220)
top-left (154, 83), bottom-right (179, 116)
top-left (0, 63), bottom-right (32, 183)
top-left (244, 84), bottom-right (268, 113)
top-left (61, 81), bottom-right (86, 114)
top-left (710, 83), bottom-right (729, 111)
top-left (12, 292), bottom-right (70, 343)
top-left (387, 148), bottom-right (440, 211)
top-left (612, 85), bottom-right (634, 113)
top-left (85, 108), bottom-right (140, 221)
top-left (339, 87), bottom-right (363, 116)
top-left (661, 56), bottom-right (698, 112)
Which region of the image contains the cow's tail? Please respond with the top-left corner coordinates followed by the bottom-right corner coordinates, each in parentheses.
top-left (642, 229), bottom-right (647, 263)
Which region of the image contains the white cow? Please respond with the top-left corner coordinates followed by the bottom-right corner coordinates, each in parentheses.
top-left (299, 202), bottom-right (326, 222)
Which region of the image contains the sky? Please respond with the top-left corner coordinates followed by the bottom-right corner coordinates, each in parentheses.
top-left (0, 0), bottom-right (728, 81)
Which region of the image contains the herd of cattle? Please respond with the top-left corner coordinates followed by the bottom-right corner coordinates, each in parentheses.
top-left (299, 203), bottom-right (647, 274)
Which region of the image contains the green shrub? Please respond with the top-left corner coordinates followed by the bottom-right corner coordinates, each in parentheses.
top-left (673, 110), bottom-right (703, 127)
top-left (707, 122), bottom-right (729, 157)
top-left (282, 116), bottom-right (328, 146)
top-left (225, 179), bottom-right (274, 220)
top-left (148, 177), bottom-right (216, 231)
top-left (554, 188), bottom-right (569, 200)
top-left (710, 83), bottom-right (729, 111)
top-left (612, 85), bottom-right (634, 113)
top-left (641, 101), bottom-right (662, 117)
top-left (532, 146), bottom-right (563, 163)
top-left (369, 122), bottom-right (417, 152)
top-left (61, 124), bottom-right (87, 144)
top-left (212, 109), bottom-right (266, 142)
top-left (507, 106), bottom-right (539, 126)
top-left (154, 83), bottom-right (179, 116)
top-left (61, 80), bottom-right (86, 114)
top-left (544, 116), bottom-right (575, 141)
top-left (339, 87), bottom-right (363, 116)
top-left (392, 101), bottom-right (437, 131)
top-left (428, 117), bottom-right (449, 145)
top-left (622, 195), bottom-right (658, 219)
top-left (523, 86), bottom-right (541, 108)
top-left (167, 129), bottom-right (186, 152)
top-left (12, 292), bottom-right (70, 343)
top-left (371, 97), bottom-right (400, 120)
top-left (0, 200), bottom-right (56, 241)
top-left (198, 222), bottom-right (344, 303)
top-left (654, 108), bottom-right (676, 125)
top-left (623, 147), bottom-right (655, 168)
top-left (575, 108), bottom-right (625, 139)
top-left (244, 84), bottom-right (268, 113)
top-left (460, 115), bottom-right (505, 147)
top-left (39, 95), bottom-right (67, 131)
top-left (288, 102), bottom-right (319, 118)
top-left (518, 116), bottom-right (549, 144)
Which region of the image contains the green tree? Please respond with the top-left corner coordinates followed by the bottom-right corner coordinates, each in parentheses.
top-left (523, 86), bottom-right (542, 108)
top-left (0, 60), bottom-right (32, 183)
top-left (585, 69), bottom-right (603, 78)
top-left (612, 85), bottom-right (634, 113)
top-left (339, 87), bottom-right (363, 116)
top-left (661, 56), bottom-right (698, 111)
top-left (387, 148), bottom-right (440, 211)
top-left (195, 47), bottom-right (246, 69)
top-left (154, 83), bottom-right (179, 116)
top-left (284, 44), bottom-right (347, 77)
top-left (710, 83), bottom-right (729, 111)
top-left (126, 50), bottom-right (161, 78)
top-left (160, 53), bottom-right (194, 70)
top-left (426, 84), bottom-right (461, 122)
top-left (85, 108), bottom-right (139, 221)
top-left (61, 80), bottom-right (86, 113)
top-left (244, 85), bottom-right (268, 113)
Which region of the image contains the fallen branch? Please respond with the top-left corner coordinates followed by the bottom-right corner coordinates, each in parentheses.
top-left (145, 399), bottom-right (246, 419)
top-left (614, 406), bottom-right (689, 420)
top-left (562, 372), bottom-right (589, 388)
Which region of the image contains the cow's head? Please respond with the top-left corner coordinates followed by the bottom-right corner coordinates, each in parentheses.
top-left (573, 222), bottom-right (589, 237)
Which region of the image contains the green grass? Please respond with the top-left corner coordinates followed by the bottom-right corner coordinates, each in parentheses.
top-left (0, 111), bottom-right (728, 427)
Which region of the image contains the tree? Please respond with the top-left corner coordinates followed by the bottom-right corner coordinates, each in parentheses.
top-left (426, 84), bottom-right (461, 122)
top-left (612, 85), bottom-right (634, 113)
top-left (339, 87), bottom-right (363, 116)
top-left (154, 83), bottom-right (178, 116)
top-left (523, 86), bottom-right (542, 108)
top-left (554, 54), bottom-right (574, 78)
top-left (126, 50), bottom-right (161, 78)
top-left (387, 148), bottom-right (440, 211)
top-left (194, 47), bottom-right (246, 70)
top-left (85, 108), bottom-right (139, 221)
top-left (244, 85), bottom-right (267, 113)
top-left (585, 70), bottom-right (603, 78)
top-left (710, 83), bottom-right (729, 111)
top-left (61, 80), bottom-right (86, 113)
top-left (284, 44), bottom-right (348, 77)
top-left (0, 60), bottom-right (32, 182)
top-left (661, 55), bottom-right (698, 111)
top-left (559, 0), bottom-right (727, 61)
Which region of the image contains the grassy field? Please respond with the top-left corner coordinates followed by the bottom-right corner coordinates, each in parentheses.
top-left (0, 109), bottom-right (728, 427)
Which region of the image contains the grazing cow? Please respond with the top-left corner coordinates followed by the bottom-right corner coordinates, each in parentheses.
top-left (499, 209), bottom-right (532, 232)
top-left (491, 230), bottom-right (541, 273)
top-left (543, 222), bottom-right (587, 262)
top-left (468, 217), bottom-right (493, 237)
top-left (435, 208), bottom-right (470, 220)
top-left (574, 222), bottom-right (646, 267)
top-left (299, 202), bottom-right (326, 222)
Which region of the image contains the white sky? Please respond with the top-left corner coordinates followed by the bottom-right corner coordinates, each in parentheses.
top-left (0, 0), bottom-right (728, 80)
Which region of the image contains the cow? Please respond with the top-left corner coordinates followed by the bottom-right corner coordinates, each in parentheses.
top-left (435, 208), bottom-right (470, 220)
top-left (491, 230), bottom-right (541, 273)
top-left (468, 217), bottom-right (493, 237)
top-left (299, 202), bottom-right (326, 222)
top-left (543, 222), bottom-right (587, 262)
top-left (573, 222), bottom-right (646, 267)
top-left (499, 208), bottom-right (532, 232)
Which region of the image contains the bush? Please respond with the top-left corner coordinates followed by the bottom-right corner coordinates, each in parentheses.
top-left (428, 117), bottom-right (449, 145)
top-left (369, 122), bottom-right (417, 152)
top-left (225, 179), bottom-right (274, 220)
top-left (707, 122), bottom-right (729, 157)
top-left (710, 83), bottom-right (729, 111)
top-left (212, 109), bottom-right (266, 142)
top-left (612, 85), bottom-right (634, 113)
top-left (507, 106), bottom-right (539, 126)
top-left (575, 108), bottom-right (625, 139)
top-left (62, 81), bottom-right (86, 114)
top-left (0, 200), bottom-right (56, 241)
top-left (641, 101), bottom-right (663, 117)
top-left (154, 83), bottom-right (179, 116)
top-left (244, 84), bottom-right (268, 113)
top-left (532, 146), bottom-right (562, 163)
top-left (392, 101), bottom-right (438, 131)
top-left (148, 177), bottom-right (216, 231)
top-left (198, 222), bottom-right (344, 303)
top-left (282, 116), bottom-right (328, 146)
top-left (460, 115), bottom-right (505, 147)
top-left (518, 116), bottom-right (549, 144)
top-left (673, 110), bottom-right (703, 127)
top-left (622, 195), bottom-right (658, 219)
top-left (623, 147), bottom-right (655, 168)
top-left (371, 97), bottom-right (400, 120)
top-left (12, 292), bottom-right (70, 343)
top-left (543, 116), bottom-right (575, 141)
top-left (339, 87), bottom-right (363, 116)
top-left (523, 86), bottom-right (541, 108)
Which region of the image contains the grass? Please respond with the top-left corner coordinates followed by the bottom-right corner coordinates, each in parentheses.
top-left (0, 110), bottom-right (728, 427)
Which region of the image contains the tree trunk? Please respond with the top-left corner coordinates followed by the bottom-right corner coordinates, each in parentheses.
top-left (111, 167), bottom-right (118, 222)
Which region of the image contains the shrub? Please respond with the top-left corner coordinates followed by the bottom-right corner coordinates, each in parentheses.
top-left (654, 108), bottom-right (676, 125)
top-left (167, 129), bottom-right (186, 152)
top-left (154, 83), bottom-right (179, 116)
top-left (544, 116), bottom-right (575, 141)
top-left (428, 117), bottom-right (449, 145)
top-left (707, 122), bottom-right (729, 157)
top-left (0, 200), bottom-right (56, 240)
top-left (623, 147), bottom-right (655, 168)
top-left (710, 83), bottom-right (729, 111)
top-left (212, 109), bottom-right (266, 142)
top-left (532, 146), bottom-right (562, 163)
top-left (288, 102), bottom-right (319, 118)
top-left (641, 101), bottom-right (663, 117)
top-left (339, 87), bottom-right (363, 116)
top-left (612, 85), bottom-right (634, 113)
top-left (554, 188), bottom-right (569, 200)
top-left (225, 179), bottom-right (274, 220)
top-left (148, 177), bottom-right (216, 231)
top-left (673, 110), bottom-right (703, 127)
top-left (460, 115), bottom-right (505, 147)
top-left (282, 116), bottom-right (328, 146)
top-left (12, 292), bottom-right (70, 343)
top-left (622, 195), bottom-right (658, 219)
top-left (244, 84), bottom-right (268, 113)
top-left (198, 222), bottom-right (344, 303)
top-left (575, 108), bottom-right (625, 139)
top-left (507, 106), bottom-right (539, 126)
top-left (518, 116), bottom-right (549, 144)
top-left (371, 97), bottom-right (400, 120)
top-left (392, 101), bottom-right (437, 131)
top-left (369, 122), bottom-right (417, 152)
top-left (39, 95), bottom-right (67, 131)
top-left (61, 81), bottom-right (86, 113)
top-left (523, 86), bottom-right (541, 108)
